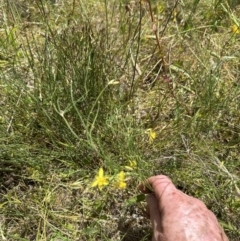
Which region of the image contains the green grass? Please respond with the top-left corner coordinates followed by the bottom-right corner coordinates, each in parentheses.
top-left (0, 0), bottom-right (240, 240)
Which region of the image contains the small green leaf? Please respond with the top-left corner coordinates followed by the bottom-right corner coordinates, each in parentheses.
top-left (125, 194), bottom-right (145, 206)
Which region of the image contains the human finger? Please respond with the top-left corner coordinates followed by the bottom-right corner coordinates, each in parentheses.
top-left (139, 175), bottom-right (174, 200)
top-left (146, 194), bottom-right (163, 241)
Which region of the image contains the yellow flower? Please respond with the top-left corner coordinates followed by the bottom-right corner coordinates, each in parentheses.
top-left (148, 128), bottom-right (156, 144)
top-left (115, 171), bottom-right (127, 189)
top-left (91, 168), bottom-right (109, 190)
top-left (231, 24), bottom-right (240, 34)
top-left (125, 160), bottom-right (137, 171)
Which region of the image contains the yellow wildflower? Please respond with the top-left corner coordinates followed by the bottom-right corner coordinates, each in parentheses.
top-left (91, 168), bottom-right (109, 190)
top-left (173, 9), bottom-right (178, 23)
top-left (231, 24), bottom-right (240, 34)
top-left (148, 128), bottom-right (156, 144)
top-left (125, 160), bottom-right (137, 171)
top-left (115, 171), bottom-right (127, 189)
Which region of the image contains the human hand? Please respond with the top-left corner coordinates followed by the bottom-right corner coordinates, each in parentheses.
top-left (139, 175), bottom-right (229, 241)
